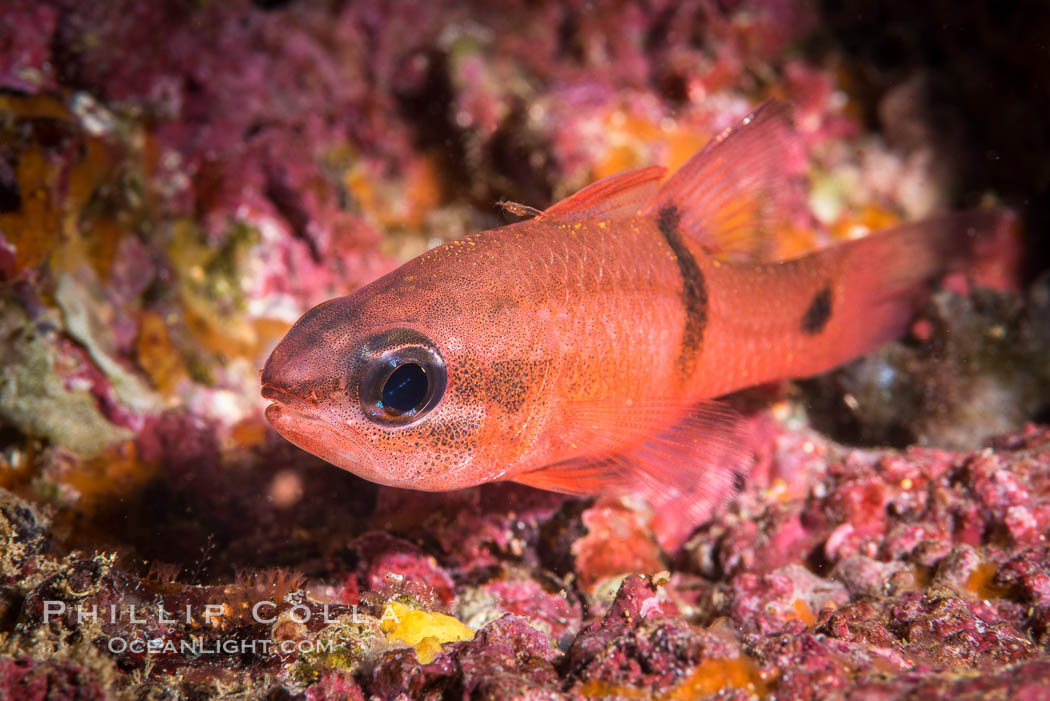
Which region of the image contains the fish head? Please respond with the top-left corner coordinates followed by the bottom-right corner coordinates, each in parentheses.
top-left (261, 273), bottom-right (552, 490)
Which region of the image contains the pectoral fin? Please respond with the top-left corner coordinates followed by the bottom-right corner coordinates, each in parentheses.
top-left (512, 398), bottom-right (754, 551)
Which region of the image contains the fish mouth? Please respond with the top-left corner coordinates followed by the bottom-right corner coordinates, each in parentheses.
top-left (262, 395), bottom-right (338, 454)
top-left (261, 390), bottom-right (385, 485)
top-left (261, 382), bottom-right (328, 439)
top-left (262, 382), bottom-right (297, 405)
top-left (261, 382), bottom-right (318, 416)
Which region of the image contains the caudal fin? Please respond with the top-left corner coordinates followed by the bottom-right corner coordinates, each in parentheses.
top-left (789, 208), bottom-right (1020, 379)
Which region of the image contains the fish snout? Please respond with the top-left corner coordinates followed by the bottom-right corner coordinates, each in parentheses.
top-left (260, 337), bottom-right (297, 390)
top-left (260, 297), bottom-right (350, 404)
top-left (260, 346), bottom-right (297, 403)
top-left (260, 342), bottom-right (340, 412)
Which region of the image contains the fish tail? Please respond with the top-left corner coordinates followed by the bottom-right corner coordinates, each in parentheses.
top-left (822, 209), bottom-right (1018, 365)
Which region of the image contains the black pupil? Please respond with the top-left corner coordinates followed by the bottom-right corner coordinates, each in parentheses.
top-left (382, 363), bottom-right (428, 413)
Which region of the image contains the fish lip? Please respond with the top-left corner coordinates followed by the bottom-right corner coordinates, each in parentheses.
top-left (261, 384), bottom-right (331, 437)
top-left (264, 397), bottom-right (325, 433)
top-left (260, 382), bottom-right (289, 402)
top-left (263, 401), bottom-right (286, 425)
top-left (263, 399), bottom-right (374, 478)
top-left (261, 382), bottom-right (315, 413)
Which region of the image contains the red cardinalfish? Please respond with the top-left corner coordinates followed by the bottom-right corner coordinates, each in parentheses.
top-left (261, 100), bottom-right (1010, 548)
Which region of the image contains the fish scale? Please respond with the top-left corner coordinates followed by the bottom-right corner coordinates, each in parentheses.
top-left (261, 100), bottom-right (1014, 550)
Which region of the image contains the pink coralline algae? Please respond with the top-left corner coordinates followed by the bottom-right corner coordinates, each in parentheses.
top-left (7, 428), bottom-right (1047, 697)
top-left (458, 566), bottom-right (583, 647)
top-left (0, 656), bottom-right (105, 701)
top-left (350, 532), bottom-right (458, 609)
top-left (1, 0), bottom-right (1050, 698)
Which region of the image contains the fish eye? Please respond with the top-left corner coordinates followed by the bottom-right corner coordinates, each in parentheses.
top-left (382, 362), bottom-right (428, 412)
top-left (359, 330), bottom-right (446, 425)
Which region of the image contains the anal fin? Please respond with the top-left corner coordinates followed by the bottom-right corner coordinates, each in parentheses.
top-left (512, 398), bottom-right (754, 551)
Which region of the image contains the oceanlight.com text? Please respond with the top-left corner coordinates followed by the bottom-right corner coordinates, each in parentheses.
top-left (106, 637), bottom-right (335, 656)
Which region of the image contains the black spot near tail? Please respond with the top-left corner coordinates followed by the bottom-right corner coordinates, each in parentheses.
top-left (657, 205), bottom-right (708, 379)
top-left (732, 471), bottom-right (747, 492)
top-left (801, 285), bottom-right (833, 335)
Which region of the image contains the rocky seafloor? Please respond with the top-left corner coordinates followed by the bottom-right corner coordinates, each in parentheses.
top-left (1, 1), bottom-right (1050, 699)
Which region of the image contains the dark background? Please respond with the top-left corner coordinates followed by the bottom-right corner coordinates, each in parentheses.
top-left (820, 0), bottom-right (1050, 280)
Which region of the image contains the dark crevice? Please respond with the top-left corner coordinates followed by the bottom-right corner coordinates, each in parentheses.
top-left (393, 50), bottom-right (469, 203)
top-left (252, 0), bottom-right (296, 10)
top-left (819, 0), bottom-right (1050, 281)
top-left (0, 156), bottom-right (21, 213)
top-left (557, 9), bottom-right (584, 63)
top-left (487, 102), bottom-right (555, 208)
top-left (263, 171), bottom-right (320, 262)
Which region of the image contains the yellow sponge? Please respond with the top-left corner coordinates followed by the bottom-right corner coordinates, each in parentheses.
top-left (380, 601), bottom-right (474, 664)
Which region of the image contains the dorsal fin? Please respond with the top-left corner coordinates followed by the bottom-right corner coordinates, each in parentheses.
top-left (540, 165), bottom-right (666, 221)
top-left (645, 99), bottom-right (805, 262)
